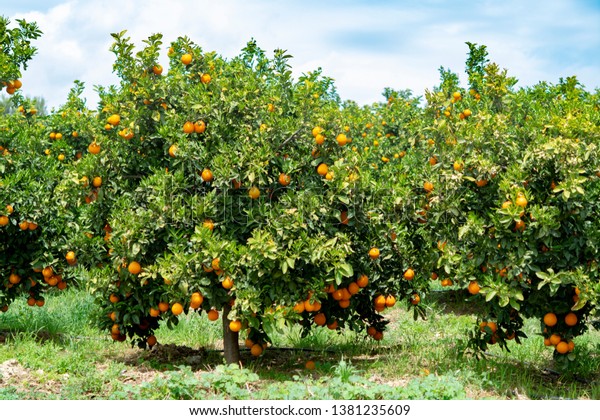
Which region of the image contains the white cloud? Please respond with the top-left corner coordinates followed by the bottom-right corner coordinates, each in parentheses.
top-left (7, 0), bottom-right (600, 111)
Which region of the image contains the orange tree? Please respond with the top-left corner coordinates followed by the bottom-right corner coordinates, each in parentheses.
top-left (415, 43), bottom-right (600, 366)
top-left (1, 18), bottom-right (77, 312)
top-left (86, 33), bottom-right (423, 363)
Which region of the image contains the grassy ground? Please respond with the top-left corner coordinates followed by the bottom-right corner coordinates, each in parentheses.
top-left (0, 287), bottom-right (599, 400)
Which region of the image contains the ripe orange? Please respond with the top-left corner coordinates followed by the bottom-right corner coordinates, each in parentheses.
top-left (410, 294), bottom-right (420, 305)
top-left (194, 120), bottom-right (206, 133)
top-left (221, 276), bottom-right (234, 289)
top-left (202, 219), bottom-right (214, 231)
top-left (452, 91), bottom-right (461, 100)
top-left (385, 295), bottom-right (396, 307)
top-left (267, 103), bottom-right (275, 112)
top-left (373, 331), bottom-right (384, 341)
top-left (278, 173), bottom-right (291, 186)
top-left (88, 141), bottom-right (101, 155)
top-left (374, 295), bottom-right (386, 307)
top-left (564, 312), bottom-right (578, 327)
top-left (336, 133), bottom-right (348, 146)
top-left (339, 299), bottom-right (351, 309)
top-left (42, 267), bottom-right (53, 279)
top-left (514, 220), bottom-right (526, 232)
top-left (190, 292), bottom-right (204, 309)
top-left (463, 109), bottom-right (472, 117)
top-left (555, 341), bottom-right (569, 354)
top-left (453, 161), bottom-right (463, 171)
top-left (293, 301), bottom-right (305, 313)
top-left (317, 163), bottom-right (329, 176)
top-left (183, 121), bottom-right (195, 134)
top-left (403, 268), bottom-right (415, 281)
top-left (147, 335), bottom-right (157, 347)
top-left (171, 302), bottom-right (184, 316)
top-left (423, 181), bottom-right (434, 193)
top-left (229, 320), bottom-right (242, 332)
top-left (311, 126), bottom-right (322, 137)
top-left (314, 312), bottom-right (326, 326)
top-left (200, 73), bottom-right (211, 84)
top-left (128, 261), bottom-right (142, 275)
top-left (152, 64), bottom-right (163, 75)
top-left (92, 176), bottom-right (102, 188)
top-left (305, 360), bottom-right (316, 370)
top-left (168, 144), bottom-right (177, 157)
top-left (158, 301), bottom-right (170, 312)
top-left (149, 307), bottom-right (160, 317)
top-left (515, 193), bottom-right (528, 208)
top-left (0, 215), bottom-right (9, 226)
top-left (347, 282), bottom-right (360, 295)
top-left (19, 220), bottom-right (29, 230)
top-left (315, 133), bottom-right (325, 145)
top-left (211, 258), bottom-right (221, 271)
top-left (356, 274), bottom-right (368, 288)
top-left (549, 333), bottom-right (562, 346)
top-left (467, 281), bottom-right (480, 295)
top-left (248, 186), bottom-right (260, 199)
top-left (181, 53), bottom-right (192, 65)
top-left (367, 326), bottom-right (377, 337)
top-left (107, 114), bottom-right (120, 126)
top-left (250, 343), bottom-right (263, 357)
top-left (207, 309), bottom-right (219, 321)
top-left (66, 251), bottom-right (77, 265)
top-left (327, 320), bottom-right (339, 330)
top-left (567, 341), bottom-right (575, 352)
top-left (475, 179), bottom-right (488, 187)
top-left (543, 312), bottom-right (558, 327)
top-left (368, 247), bottom-right (380, 260)
top-left (8, 273), bottom-right (21, 285)
top-left (201, 168), bottom-right (214, 182)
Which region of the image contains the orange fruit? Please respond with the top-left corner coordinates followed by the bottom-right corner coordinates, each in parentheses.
top-left (314, 313), bottom-right (326, 326)
top-left (423, 181), bottom-right (434, 193)
top-left (468, 281), bottom-right (480, 295)
top-left (501, 200), bottom-right (512, 209)
top-left (567, 341), bottom-right (575, 352)
top-left (194, 120), bottom-right (206, 133)
top-left (403, 268), bottom-right (415, 281)
top-left (543, 312), bottom-right (558, 327)
top-left (410, 294), bottom-right (420, 305)
top-left (340, 210), bottom-right (349, 225)
top-left (168, 144), bottom-right (177, 157)
top-left (181, 53), bottom-right (192, 65)
top-left (305, 360), bottom-right (316, 370)
top-left (293, 301), bottom-right (305, 313)
top-left (555, 341), bottom-right (569, 354)
top-left (149, 307), bottom-right (160, 317)
top-left (336, 133), bottom-right (348, 146)
top-left (190, 292), bottom-right (204, 309)
top-left (368, 247), bottom-right (380, 260)
top-left (385, 295), bottom-right (396, 307)
top-left (278, 173), bottom-right (291, 186)
top-left (347, 282), bottom-right (360, 295)
top-left (564, 312), bottom-right (578, 327)
top-left (549, 333), bottom-right (562, 346)
top-left (317, 163), bottom-right (329, 176)
top-left (211, 258), bottom-right (221, 271)
top-left (200, 73), bottom-right (211, 84)
top-left (128, 261), bottom-right (142, 275)
top-left (201, 168), bottom-right (214, 182)
top-left (311, 126), bottom-right (322, 137)
top-left (327, 320), bottom-right (339, 330)
top-left (373, 331), bottom-right (384, 341)
top-left (88, 142), bottom-right (101, 155)
top-left (229, 320), bottom-right (242, 332)
top-left (183, 121), bottom-right (195, 134)
top-left (267, 103), bottom-right (275, 112)
top-left (107, 114), bottom-right (120, 126)
top-left (19, 220), bottom-right (29, 230)
top-left (221, 276), bottom-right (234, 289)
top-left (475, 179), bottom-right (488, 187)
top-left (250, 343), bottom-right (263, 357)
top-left (453, 161), bottom-right (463, 171)
top-left (158, 301), bottom-right (170, 312)
top-left (339, 299), bottom-right (351, 309)
top-left (152, 64), bottom-right (163, 75)
top-left (356, 274), bottom-right (368, 288)
top-left (515, 193), bottom-right (528, 208)
top-left (374, 295), bottom-right (386, 307)
top-left (315, 133), bottom-right (325, 145)
top-left (367, 326), bottom-right (377, 337)
top-left (66, 251), bottom-right (77, 265)
top-left (463, 109), bottom-right (472, 117)
top-left (92, 176), bottom-right (102, 188)
top-left (248, 186), bottom-right (260, 199)
top-left (8, 273), bottom-right (21, 285)
top-left (0, 215), bottom-right (8, 226)
top-left (245, 338), bottom-right (254, 349)
top-left (171, 303), bottom-right (184, 316)
top-left (147, 335), bottom-right (157, 347)
top-left (207, 309), bottom-right (219, 321)
top-left (202, 219), bottom-right (214, 231)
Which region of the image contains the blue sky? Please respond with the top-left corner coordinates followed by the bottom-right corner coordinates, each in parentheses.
top-left (4, 0), bottom-right (600, 110)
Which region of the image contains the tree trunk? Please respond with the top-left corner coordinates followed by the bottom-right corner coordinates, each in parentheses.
top-left (222, 304), bottom-right (240, 364)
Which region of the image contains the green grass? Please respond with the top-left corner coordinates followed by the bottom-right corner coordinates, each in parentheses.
top-left (0, 288), bottom-right (598, 399)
